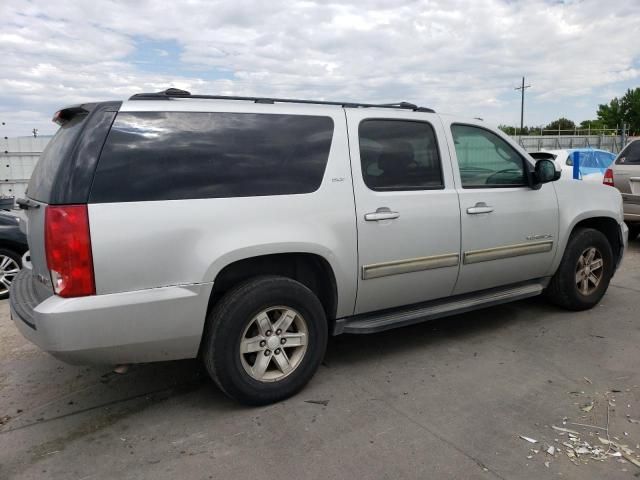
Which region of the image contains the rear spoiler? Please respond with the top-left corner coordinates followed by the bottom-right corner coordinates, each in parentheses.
top-left (52, 104), bottom-right (97, 125)
top-left (529, 152), bottom-right (557, 161)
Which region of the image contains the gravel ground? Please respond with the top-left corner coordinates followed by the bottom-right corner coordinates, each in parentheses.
top-left (1, 239), bottom-right (639, 480)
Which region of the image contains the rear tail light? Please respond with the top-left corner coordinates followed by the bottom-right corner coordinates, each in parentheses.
top-left (45, 205), bottom-right (95, 297)
top-left (603, 168), bottom-right (615, 187)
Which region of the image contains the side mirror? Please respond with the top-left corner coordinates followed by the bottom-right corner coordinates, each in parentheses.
top-left (533, 159), bottom-right (560, 186)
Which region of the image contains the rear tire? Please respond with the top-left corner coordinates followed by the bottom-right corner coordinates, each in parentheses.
top-left (202, 275), bottom-right (328, 406)
top-left (628, 224), bottom-right (640, 241)
top-left (546, 228), bottom-right (614, 311)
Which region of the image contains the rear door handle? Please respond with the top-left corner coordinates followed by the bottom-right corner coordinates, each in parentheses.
top-left (364, 207), bottom-right (400, 221)
top-left (466, 202), bottom-right (493, 215)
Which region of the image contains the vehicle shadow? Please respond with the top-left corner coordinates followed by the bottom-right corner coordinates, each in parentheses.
top-left (4, 238), bottom-right (636, 426)
top-left (325, 296), bottom-right (557, 369)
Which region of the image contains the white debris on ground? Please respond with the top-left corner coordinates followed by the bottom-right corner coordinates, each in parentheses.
top-left (519, 379), bottom-right (640, 472)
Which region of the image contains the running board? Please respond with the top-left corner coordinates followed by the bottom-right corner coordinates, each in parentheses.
top-left (333, 280), bottom-right (547, 335)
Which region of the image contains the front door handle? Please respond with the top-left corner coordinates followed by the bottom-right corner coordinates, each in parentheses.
top-left (364, 207), bottom-right (400, 221)
top-left (466, 202), bottom-right (493, 215)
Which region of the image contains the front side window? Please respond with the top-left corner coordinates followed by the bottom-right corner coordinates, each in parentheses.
top-left (451, 124), bottom-right (527, 188)
top-left (90, 112), bottom-right (334, 203)
top-left (358, 119), bottom-right (443, 191)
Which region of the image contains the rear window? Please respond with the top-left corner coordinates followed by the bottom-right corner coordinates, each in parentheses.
top-left (27, 114), bottom-right (87, 202)
top-left (89, 112), bottom-right (334, 203)
top-left (617, 140), bottom-right (640, 165)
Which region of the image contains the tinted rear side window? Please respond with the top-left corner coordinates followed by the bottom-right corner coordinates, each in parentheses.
top-left (90, 112), bottom-right (334, 203)
top-left (28, 114), bottom-right (87, 202)
top-left (358, 119), bottom-right (443, 191)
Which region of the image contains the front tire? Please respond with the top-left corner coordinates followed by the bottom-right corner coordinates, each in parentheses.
top-left (202, 276), bottom-right (328, 405)
top-left (546, 228), bottom-right (614, 311)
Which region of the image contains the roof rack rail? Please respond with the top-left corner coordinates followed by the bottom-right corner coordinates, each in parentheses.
top-left (129, 89), bottom-right (435, 113)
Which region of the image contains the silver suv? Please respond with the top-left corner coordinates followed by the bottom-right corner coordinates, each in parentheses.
top-left (11, 89), bottom-right (628, 405)
top-left (604, 138), bottom-right (640, 240)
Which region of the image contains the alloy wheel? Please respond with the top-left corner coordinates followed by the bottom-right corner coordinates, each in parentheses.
top-left (239, 306), bottom-right (309, 382)
top-left (0, 254), bottom-right (20, 296)
top-left (575, 247), bottom-right (604, 296)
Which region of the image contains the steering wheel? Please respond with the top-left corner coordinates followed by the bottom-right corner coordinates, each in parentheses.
top-left (485, 168), bottom-right (522, 185)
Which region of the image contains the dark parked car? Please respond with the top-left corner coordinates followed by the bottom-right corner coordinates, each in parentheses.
top-left (0, 210), bottom-right (28, 299)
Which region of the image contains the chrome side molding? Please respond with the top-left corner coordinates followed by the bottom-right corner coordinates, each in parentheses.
top-left (362, 253), bottom-right (459, 280)
top-left (361, 241), bottom-right (553, 279)
top-left (463, 240), bottom-right (553, 265)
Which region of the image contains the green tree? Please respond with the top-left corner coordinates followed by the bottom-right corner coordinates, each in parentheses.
top-left (621, 88), bottom-right (640, 135)
top-left (544, 118), bottom-right (575, 135)
top-left (597, 88), bottom-right (640, 135)
top-left (578, 119), bottom-right (608, 134)
top-left (498, 124), bottom-right (516, 135)
top-left (597, 97), bottom-right (624, 130)
top-left (499, 125), bottom-right (534, 136)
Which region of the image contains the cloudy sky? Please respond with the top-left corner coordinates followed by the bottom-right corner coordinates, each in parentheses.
top-left (1, 0), bottom-right (639, 137)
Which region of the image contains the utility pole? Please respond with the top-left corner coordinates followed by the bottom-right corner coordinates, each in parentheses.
top-left (515, 77), bottom-right (531, 138)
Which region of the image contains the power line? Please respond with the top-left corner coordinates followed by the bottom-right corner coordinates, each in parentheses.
top-left (514, 77), bottom-right (531, 137)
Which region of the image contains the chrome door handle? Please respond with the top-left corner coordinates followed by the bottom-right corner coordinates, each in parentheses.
top-left (466, 202), bottom-right (493, 214)
top-left (364, 207), bottom-right (400, 221)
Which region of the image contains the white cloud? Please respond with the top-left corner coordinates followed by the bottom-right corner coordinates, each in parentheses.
top-left (0, 0), bottom-right (639, 136)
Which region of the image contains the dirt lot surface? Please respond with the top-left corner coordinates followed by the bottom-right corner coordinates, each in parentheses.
top-left (1, 240), bottom-right (639, 479)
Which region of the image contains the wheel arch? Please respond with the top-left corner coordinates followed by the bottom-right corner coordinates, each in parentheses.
top-left (206, 252), bottom-right (339, 326)
top-left (570, 216), bottom-right (622, 260)
top-left (552, 214), bottom-right (623, 275)
top-left (0, 241), bottom-right (28, 258)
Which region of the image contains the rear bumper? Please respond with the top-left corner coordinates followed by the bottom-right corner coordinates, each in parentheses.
top-left (617, 221), bottom-right (628, 270)
top-left (10, 268), bottom-right (212, 365)
top-left (622, 194), bottom-right (640, 224)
